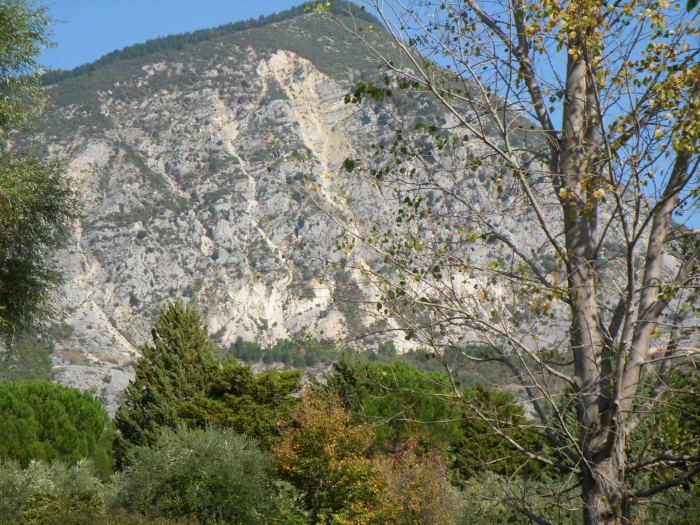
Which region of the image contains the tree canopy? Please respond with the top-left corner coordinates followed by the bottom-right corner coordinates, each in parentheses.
top-left (0, 0), bottom-right (79, 337)
top-left (0, 381), bottom-right (113, 477)
top-left (179, 358), bottom-right (303, 446)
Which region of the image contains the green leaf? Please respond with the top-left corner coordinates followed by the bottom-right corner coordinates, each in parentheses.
top-left (343, 158), bottom-right (356, 172)
top-left (688, 0), bottom-right (698, 10)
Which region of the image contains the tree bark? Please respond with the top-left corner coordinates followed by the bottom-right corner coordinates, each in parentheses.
top-left (581, 452), bottom-right (626, 525)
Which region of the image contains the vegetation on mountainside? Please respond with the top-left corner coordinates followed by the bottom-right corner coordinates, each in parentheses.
top-left (0, 331), bottom-right (54, 382)
top-left (23, 3), bottom-right (402, 150)
top-left (41, 2), bottom-right (381, 86)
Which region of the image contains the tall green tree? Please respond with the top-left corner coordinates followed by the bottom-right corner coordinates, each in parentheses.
top-left (179, 358), bottom-right (302, 447)
top-left (0, 381), bottom-right (113, 478)
top-left (328, 360), bottom-right (548, 479)
top-left (327, 360), bottom-right (465, 452)
top-left (114, 302), bottom-right (219, 459)
top-left (0, 0), bottom-right (79, 338)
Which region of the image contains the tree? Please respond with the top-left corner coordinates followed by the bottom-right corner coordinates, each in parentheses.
top-left (179, 357), bottom-right (303, 446)
top-left (114, 302), bottom-right (219, 459)
top-left (381, 440), bottom-right (463, 525)
top-left (328, 359), bottom-right (465, 452)
top-left (328, 360), bottom-right (547, 479)
top-left (0, 381), bottom-right (113, 478)
top-left (310, 0), bottom-right (700, 523)
top-left (0, 1), bottom-right (79, 338)
top-left (273, 395), bottom-right (397, 525)
top-left (0, 330), bottom-right (53, 382)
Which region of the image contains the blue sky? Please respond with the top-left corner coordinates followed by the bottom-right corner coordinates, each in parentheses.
top-left (40, 1), bottom-right (309, 71)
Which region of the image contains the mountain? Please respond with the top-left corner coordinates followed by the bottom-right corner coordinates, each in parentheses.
top-left (16, 3), bottom-right (605, 409)
top-left (13, 4), bottom-right (409, 406)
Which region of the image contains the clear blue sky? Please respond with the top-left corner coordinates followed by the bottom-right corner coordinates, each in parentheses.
top-left (40, 1), bottom-right (309, 71)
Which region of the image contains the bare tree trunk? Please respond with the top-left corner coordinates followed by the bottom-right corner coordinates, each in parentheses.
top-left (580, 433), bottom-right (627, 525)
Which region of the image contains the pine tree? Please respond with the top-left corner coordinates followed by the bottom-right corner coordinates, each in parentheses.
top-left (179, 358), bottom-right (302, 447)
top-left (0, 381), bottom-right (113, 478)
top-left (115, 302), bottom-right (219, 460)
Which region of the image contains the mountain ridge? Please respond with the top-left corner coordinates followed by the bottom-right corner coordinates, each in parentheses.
top-left (42, 2), bottom-right (382, 86)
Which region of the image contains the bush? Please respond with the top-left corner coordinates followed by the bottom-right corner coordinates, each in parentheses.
top-left (0, 382), bottom-right (113, 478)
top-left (0, 459), bottom-right (104, 525)
top-left (112, 426), bottom-right (276, 525)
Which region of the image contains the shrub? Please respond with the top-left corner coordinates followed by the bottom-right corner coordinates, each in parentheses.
top-left (0, 459), bottom-right (104, 525)
top-left (112, 426), bottom-right (276, 525)
top-left (0, 382), bottom-right (113, 478)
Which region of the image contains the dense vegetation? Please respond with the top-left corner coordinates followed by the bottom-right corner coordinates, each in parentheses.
top-left (0, 381), bottom-right (113, 478)
top-left (0, 1), bottom-right (698, 523)
top-left (0, 1), bottom-right (80, 338)
top-left (2, 302), bottom-right (697, 524)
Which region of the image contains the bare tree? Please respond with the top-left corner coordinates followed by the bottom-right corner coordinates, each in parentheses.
top-left (304, 0), bottom-right (700, 523)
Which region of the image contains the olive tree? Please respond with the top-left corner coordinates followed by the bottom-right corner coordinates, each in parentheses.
top-left (308, 1), bottom-right (700, 523)
top-left (0, 0), bottom-right (79, 338)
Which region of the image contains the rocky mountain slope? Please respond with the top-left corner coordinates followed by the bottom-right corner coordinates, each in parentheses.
top-left (16, 4), bottom-right (640, 408)
top-left (13, 6), bottom-right (409, 405)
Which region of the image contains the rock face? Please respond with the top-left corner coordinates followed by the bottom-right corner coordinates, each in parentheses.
top-left (20, 9), bottom-right (640, 410)
top-left (18, 12), bottom-right (402, 408)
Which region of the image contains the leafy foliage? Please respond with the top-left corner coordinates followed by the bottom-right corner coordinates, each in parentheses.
top-left (0, 459), bottom-right (201, 525)
top-left (455, 384), bottom-right (548, 480)
top-left (179, 358), bottom-right (303, 446)
top-left (0, 459), bottom-right (105, 525)
top-left (0, 1), bottom-right (79, 338)
top-left (0, 0), bottom-right (52, 136)
top-left (327, 359), bottom-right (464, 451)
top-left (0, 382), bottom-right (113, 478)
top-left (381, 441), bottom-right (463, 525)
top-left (273, 396), bottom-right (397, 525)
top-left (0, 331), bottom-right (54, 382)
top-left (112, 426), bottom-right (276, 525)
top-left (114, 302), bottom-right (219, 461)
top-left (327, 360), bottom-right (548, 479)
top-left (0, 153), bottom-right (79, 339)
top-left (228, 336), bottom-right (342, 368)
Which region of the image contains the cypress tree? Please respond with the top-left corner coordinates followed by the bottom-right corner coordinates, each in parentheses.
top-left (115, 301), bottom-right (219, 460)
